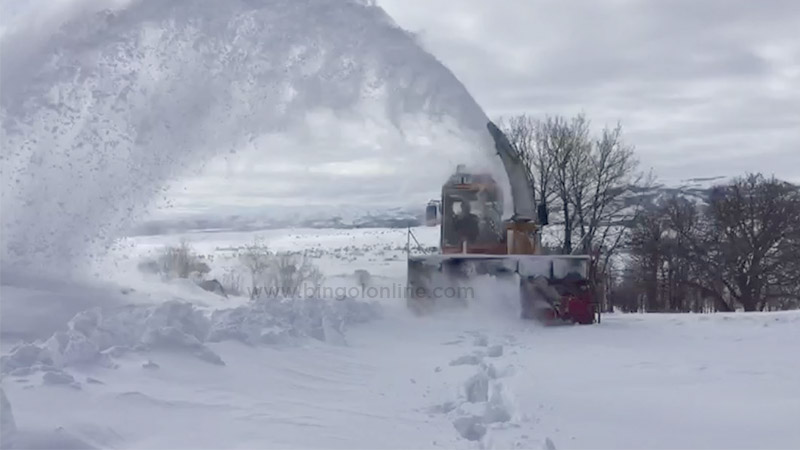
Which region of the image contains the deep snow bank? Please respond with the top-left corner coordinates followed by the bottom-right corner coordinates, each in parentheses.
top-left (209, 296), bottom-right (381, 346)
top-left (1, 297), bottom-right (382, 376)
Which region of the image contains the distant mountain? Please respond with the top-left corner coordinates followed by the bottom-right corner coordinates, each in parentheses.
top-left (128, 176), bottom-right (735, 236)
top-left (643, 176), bottom-right (729, 205)
top-left (615, 176), bottom-right (727, 215)
top-left (129, 205), bottom-right (424, 236)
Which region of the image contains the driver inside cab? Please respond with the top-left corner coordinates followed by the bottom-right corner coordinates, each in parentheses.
top-left (454, 200), bottom-right (480, 244)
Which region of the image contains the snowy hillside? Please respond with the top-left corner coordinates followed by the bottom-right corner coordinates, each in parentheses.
top-left (2, 226), bottom-right (799, 449)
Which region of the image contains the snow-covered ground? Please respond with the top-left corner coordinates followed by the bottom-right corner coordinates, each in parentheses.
top-left (2, 226), bottom-right (799, 449)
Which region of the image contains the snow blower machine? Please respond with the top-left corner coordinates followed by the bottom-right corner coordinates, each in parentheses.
top-left (406, 122), bottom-right (597, 325)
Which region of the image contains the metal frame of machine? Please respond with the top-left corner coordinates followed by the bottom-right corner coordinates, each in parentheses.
top-left (406, 122), bottom-right (597, 325)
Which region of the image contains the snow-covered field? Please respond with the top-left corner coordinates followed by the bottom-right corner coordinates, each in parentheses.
top-left (2, 226), bottom-right (799, 450)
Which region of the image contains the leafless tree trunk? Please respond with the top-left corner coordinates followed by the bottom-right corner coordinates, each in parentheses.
top-left (626, 175), bottom-right (800, 313)
top-left (566, 121), bottom-right (645, 307)
top-left (499, 113), bottom-right (595, 254)
top-left (501, 113), bottom-right (647, 311)
top-left (704, 174), bottom-right (800, 311)
top-left (497, 114), bottom-right (557, 213)
top-left (548, 114), bottom-right (592, 254)
top-left (239, 237), bottom-right (272, 299)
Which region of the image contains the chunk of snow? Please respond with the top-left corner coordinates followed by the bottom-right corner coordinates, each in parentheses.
top-left (465, 372), bottom-right (490, 403)
top-left (42, 371), bottom-right (76, 385)
top-left (485, 384), bottom-right (513, 423)
top-left (428, 401), bottom-right (457, 414)
top-left (452, 416), bottom-right (486, 441)
top-left (450, 354), bottom-right (483, 366)
top-left (486, 345), bottom-right (503, 357)
top-left (0, 344), bottom-right (52, 375)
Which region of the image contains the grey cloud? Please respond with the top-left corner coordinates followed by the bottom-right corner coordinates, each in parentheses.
top-left (376, 0), bottom-right (799, 186)
top-left (11, 0), bottom-right (791, 214)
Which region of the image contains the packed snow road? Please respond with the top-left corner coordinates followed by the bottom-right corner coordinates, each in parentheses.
top-left (2, 227), bottom-right (799, 449)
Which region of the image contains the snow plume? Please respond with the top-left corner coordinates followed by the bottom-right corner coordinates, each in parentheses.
top-left (0, 0), bottom-right (496, 279)
top-left (0, 387), bottom-right (15, 446)
top-left (450, 274), bottom-right (528, 324)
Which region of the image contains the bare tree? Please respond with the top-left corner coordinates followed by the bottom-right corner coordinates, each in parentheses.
top-left (660, 195), bottom-right (732, 312)
top-left (609, 266), bottom-right (642, 312)
top-left (268, 251), bottom-right (324, 297)
top-left (568, 123), bottom-right (646, 311)
top-left (626, 175), bottom-right (800, 313)
top-left (236, 238), bottom-right (325, 300)
top-left (238, 237), bottom-right (273, 299)
top-left (628, 203), bottom-right (666, 311)
top-left (546, 114), bottom-right (592, 254)
top-left (147, 239), bottom-right (210, 280)
top-left (499, 113), bottom-right (592, 253)
top-left (572, 124), bottom-right (640, 252)
top-left (501, 113), bottom-right (646, 312)
top-left (498, 114), bottom-right (557, 208)
top-left (702, 174), bottom-right (800, 311)
top-left (659, 199), bottom-right (694, 312)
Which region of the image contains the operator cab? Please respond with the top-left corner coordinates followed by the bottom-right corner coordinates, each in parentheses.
top-left (440, 165), bottom-right (505, 253)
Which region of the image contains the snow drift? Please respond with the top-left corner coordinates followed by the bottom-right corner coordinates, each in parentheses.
top-left (1, 297), bottom-right (382, 376)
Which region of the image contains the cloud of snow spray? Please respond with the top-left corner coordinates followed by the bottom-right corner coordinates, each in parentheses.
top-left (409, 272), bottom-right (529, 327)
top-left (456, 275), bottom-right (529, 325)
top-left (0, 0), bottom-right (507, 281)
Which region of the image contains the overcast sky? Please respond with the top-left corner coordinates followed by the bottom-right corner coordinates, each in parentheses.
top-left (163, 0), bottom-right (799, 214)
top-left (3, 0), bottom-right (799, 216)
top-left (378, 0), bottom-right (800, 178)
